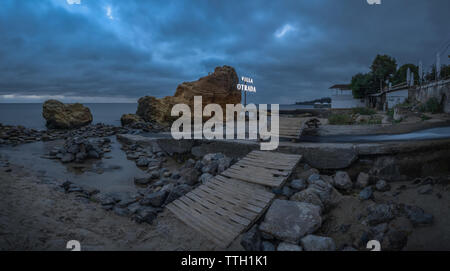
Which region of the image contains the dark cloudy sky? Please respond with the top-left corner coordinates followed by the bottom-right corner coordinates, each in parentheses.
top-left (0, 0), bottom-right (449, 104)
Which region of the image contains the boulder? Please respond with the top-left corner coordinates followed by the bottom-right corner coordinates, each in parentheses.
top-left (42, 100), bottom-right (93, 129)
top-left (178, 168), bottom-right (200, 186)
top-left (120, 114), bottom-right (145, 127)
top-left (259, 200), bottom-right (322, 243)
top-left (290, 189), bottom-right (324, 211)
top-left (277, 243), bottom-right (303, 251)
top-left (403, 205), bottom-right (433, 226)
top-left (300, 235), bottom-right (336, 251)
top-left (356, 172), bottom-right (370, 188)
top-left (136, 66), bottom-right (241, 125)
top-left (333, 171), bottom-right (353, 191)
top-left (140, 190), bottom-right (169, 207)
top-left (240, 225), bottom-right (261, 251)
top-left (199, 173), bottom-right (214, 184)
top-left (375, 180), bottom-right (390, 192)
top-left (366, 204), bottom-right (395, 226)
top-left (261, 241), bottom-right (276, 251)
top-left (290, 179), bottom-right (307, 191)
top-left (359, 187), bottom-right (373, 201)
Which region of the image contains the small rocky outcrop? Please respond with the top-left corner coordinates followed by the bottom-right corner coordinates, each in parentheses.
top-left (136, 66), bottom-right (241, 125)
top-left (49, 137), bottom-right (111, 163)
top-left (42, 100), bottom-right (93, 129)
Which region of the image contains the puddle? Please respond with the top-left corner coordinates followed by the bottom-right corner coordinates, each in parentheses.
top-left (0, 137), bottom-right (151, 194)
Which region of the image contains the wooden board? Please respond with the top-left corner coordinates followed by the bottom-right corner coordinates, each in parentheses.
top-left (220, 150), bottom-right (302, 188)
top-left (278, 117), bottom-right (320, 139)
top-left (166, 176), bottom-right (275, 247)
top-left (166, 150), bottom-right (301, 247)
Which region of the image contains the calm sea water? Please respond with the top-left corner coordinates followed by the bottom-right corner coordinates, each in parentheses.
top-left (0, 103), bottom-right (138, 130)
top-left (0, 103), bottom-right (312, 130)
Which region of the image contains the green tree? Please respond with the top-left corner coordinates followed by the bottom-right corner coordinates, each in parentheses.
top-left (425, 64), bottom-right (450, 82)
top-left (350, 72), bottom-right (376, 98)
top-left (393, 64), bottom-right (419, 85)
top-left (370, 54), bottom-right (397, 88)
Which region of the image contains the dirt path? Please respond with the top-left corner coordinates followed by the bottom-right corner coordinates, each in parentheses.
top-left (0, 163), bottom-right (243, 251)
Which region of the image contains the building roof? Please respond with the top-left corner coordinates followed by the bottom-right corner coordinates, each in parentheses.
top-left (329, 84), bottom-right (351, 90)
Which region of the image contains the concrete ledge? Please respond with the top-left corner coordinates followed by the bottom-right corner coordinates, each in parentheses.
top-left (117, 134), bottom-right (450, 171)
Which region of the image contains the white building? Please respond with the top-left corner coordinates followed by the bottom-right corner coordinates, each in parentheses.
top-left (329, 84), bottom-right (365, 109)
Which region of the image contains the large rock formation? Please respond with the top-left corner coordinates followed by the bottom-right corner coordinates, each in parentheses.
top-left (136, 65), bottom-right (241, 125)
top-left (42, 100), bottom-right (93, 129)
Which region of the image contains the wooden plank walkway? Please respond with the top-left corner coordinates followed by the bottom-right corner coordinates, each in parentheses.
top-left (221, 150), bottom-right (301, 188)
top-left (166, 176), bottom-right (275, 247)
top-left (166, 150), bottom-right (302, 247)
top-left (278, 117), bottom-right (321, 139)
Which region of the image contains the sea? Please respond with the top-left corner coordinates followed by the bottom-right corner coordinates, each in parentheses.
top-left (0, 103), bottom-right (313, 130)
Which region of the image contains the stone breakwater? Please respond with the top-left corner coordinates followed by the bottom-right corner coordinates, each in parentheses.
top-left (0, 123), bottom-right (129, 146)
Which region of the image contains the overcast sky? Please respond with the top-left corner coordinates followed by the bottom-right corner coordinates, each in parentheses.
top-left (0, 0), bottom-right (449, 103)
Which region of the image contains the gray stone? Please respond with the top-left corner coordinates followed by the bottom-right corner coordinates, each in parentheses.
top-left (307, 173), bottom-right (321, 185)
top-left (366, 204), bottom-right (395, 226)
top-left (217, 157), bottom-right (232, 173)
top-left (359, 187), bottom-right (373, 201)
top-left (178, 168), bottom-right (200, 186)
top-left (134, 176), bottom-right (152, 186)
top-left (308, 179), bottom-right (334, 206)
top-left (356, 172), bottom-right (370, 188)
top-left (140, 190), bottom-right (168, 207)
top-left (334, 171), bottom-right (353, 191)
top-left (127, 202), bottom-right (141, 214)
top-left (290, 179), bottom-right (307, 191)
top-left (240, 225), bottom-right (261, 251)
top-left (277, 242), bottom-right (303, 251)
top-left (259, 200), bottom-right (322, 243)
top-left (164, 184), bottom-right (192, 204)
top-left (261, 241), bottom-right (276, 251)
top-left (403, 205), bottom-right (433, 226)
top-left (297, 168), bottom-right (319, 181)
top-left (87, 150), bottom-right (100, 159)
top-left (290, 188), bottom-right (324, 211)
top-left (199, 173), bottom-right (214, 184)
top-left (375, 180), bottom-right (390, 192)
top-left (418, 184), bottom-right (433, 195)
top-left (202, 161), bottom-right (218, 174)
top-left (75, 151), bottom-right (87, 161)
top-left (61, 153), bottom-right (75, 163)
top-left (300, 235), bottom-right (336, 251)
top-left (113, 207), bottom-right (130, 217)
top-left (134, 207), bottom-right (157, 224)
top-left (282, 186), bottom-right (294, 197)
top-left (136, 156), bottom-right (150, 167)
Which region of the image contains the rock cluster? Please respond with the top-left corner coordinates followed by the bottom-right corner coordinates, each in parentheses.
top-left (0, 124), bottom-right (44, 145)
top-left (0, 123), bottom-right (128, 146)
top-left (48, 137), bottom-right (112, 163)
top-left (240, 164), bottom-right (440, 251)
top-left (42, 100), bottom-right (93, 129)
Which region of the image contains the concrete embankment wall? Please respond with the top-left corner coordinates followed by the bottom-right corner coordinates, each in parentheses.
top-left (117, 134), bottom-right (450, 183)
top-left (410, 79), bottom-right (450, 113)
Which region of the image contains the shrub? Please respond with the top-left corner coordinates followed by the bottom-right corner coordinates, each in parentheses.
top-left (352, 107), bottom-right (376, 115)
top-left (419, 97), bottom-right (443, 114)
top-left (328, 113), bottom-right (353, 125)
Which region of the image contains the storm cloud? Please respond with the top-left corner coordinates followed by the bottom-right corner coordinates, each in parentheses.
top-left (0, 0), bottom-right (449, 103)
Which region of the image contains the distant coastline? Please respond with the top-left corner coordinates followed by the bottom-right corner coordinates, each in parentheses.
top-left (295, 97), bottom-right (331, 105)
